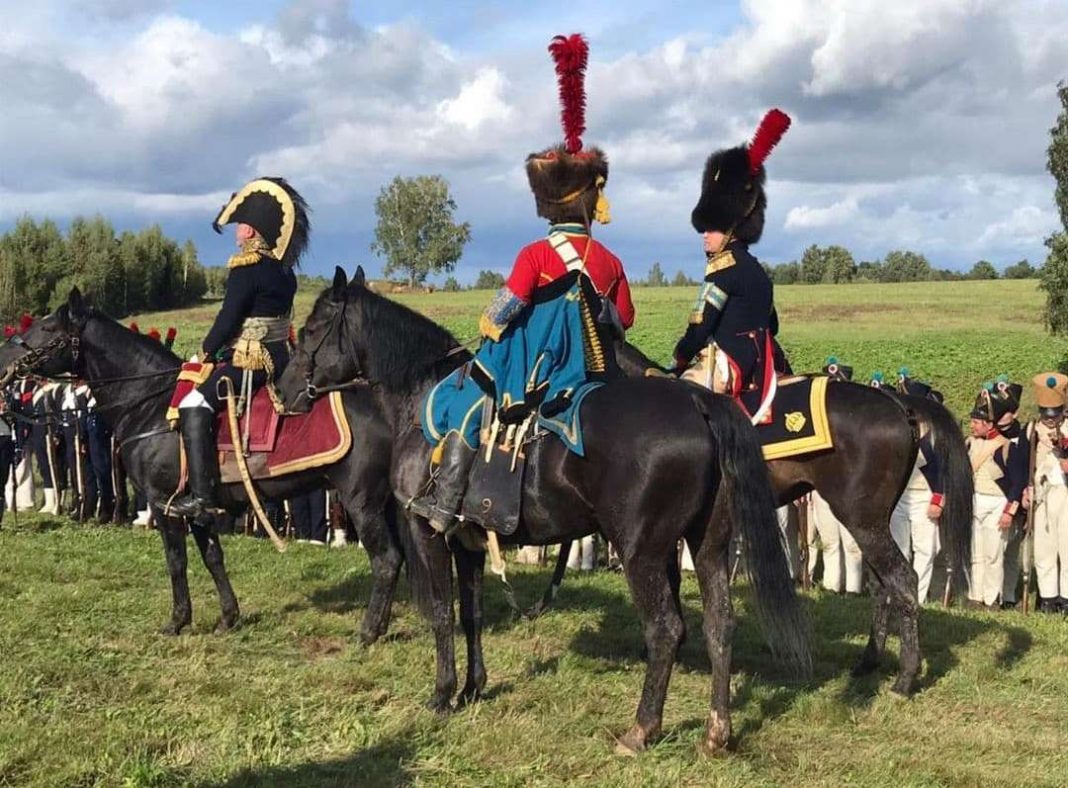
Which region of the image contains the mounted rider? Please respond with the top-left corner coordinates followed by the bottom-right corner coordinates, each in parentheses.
top-left (410, 33), bottom-right (635, 535)
top-left (673, 110), bottom-right (792, 424)
top-left (168, 178), bottom-right (309, 518)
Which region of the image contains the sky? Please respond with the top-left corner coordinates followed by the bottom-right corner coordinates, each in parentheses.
top-left (0, 0), bottom-right (1066, 283)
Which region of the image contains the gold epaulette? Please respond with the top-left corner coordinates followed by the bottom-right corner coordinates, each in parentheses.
top-left (227, 251), bottom-right (264, 269)
top-left (705, 250), bottom-right (736, 276)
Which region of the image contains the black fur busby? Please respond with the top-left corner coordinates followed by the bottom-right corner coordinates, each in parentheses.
top-left (526, 34), bottom-right (611, 226)
top-left (213, 177), bottom-right (311, 267)
top-left (691, 109), bottom-right (791, 243)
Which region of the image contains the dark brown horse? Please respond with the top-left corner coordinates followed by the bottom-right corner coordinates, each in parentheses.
top-left (616, 341), bottom-right (973, 695)
top-left (278, 267), bottom-right (810, 754)
top-left (0, 289), bottom-right (404, 645)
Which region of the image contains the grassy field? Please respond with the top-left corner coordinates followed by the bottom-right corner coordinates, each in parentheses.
top-left (3, 278), bottom-right (1067, 786)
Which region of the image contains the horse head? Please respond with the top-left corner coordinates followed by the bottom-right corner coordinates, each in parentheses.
top-left (0, 288), bottom-right (90, 386)
top-left (279, 266), bottom-right (366, 411)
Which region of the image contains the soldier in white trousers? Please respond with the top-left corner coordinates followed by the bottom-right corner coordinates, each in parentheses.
top-left (966, 378), bottom-right (1030, 609)
top-left (890, 372), bottom-right (947, 604)
top-left (808, 492), bottom-right (864, 593)
top-left (1025, 373), bottom-right (1068, 613)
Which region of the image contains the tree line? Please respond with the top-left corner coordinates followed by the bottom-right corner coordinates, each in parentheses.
top-left (0, 216), bottom-right (209, 322)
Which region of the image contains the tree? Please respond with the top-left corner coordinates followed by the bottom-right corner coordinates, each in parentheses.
top-left (881, 250), bottom-right (932, 283)
top-left (770, 261), bottom-right (800, 285)
top-left (1043, 82), bottom-right (1068, 334)
top-left (645, 262), bottom-right (667, 287)
top-left (370, 175), bottom-right (472, 288)
top-left (1003, 259), bottom-right (1035, 279)
top-left (822, 246), bottom-right (856, 283)
top-left (968, 260), bottom-right (999, 280)
top-left (799, 244), bottom-right (827, 284)
top-left (474, 270), bottom-right (505, 290)
top-left (442, 276), bottom-right (462, 292)
top-left (672, 270), bottom-right (696, 287)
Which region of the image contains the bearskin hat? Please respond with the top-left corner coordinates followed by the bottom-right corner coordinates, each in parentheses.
top-left (213, 177), bottom-right (311, 267)
top-left (691, 109), bottom-right (791, 243)
top-left (971, 376), bottom-right (1022, 423)
top-left (526, 34), bottom-right (610, 226)
top-left (822, 356), bottom-right (853, 382)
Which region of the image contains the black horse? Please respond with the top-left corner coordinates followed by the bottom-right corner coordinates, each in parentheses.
top-left (0, 289), bottom-right (404, 645)
top-left (616, 341), bottom-right (973, 695)
top-left (278, 267), bottom-right (810, 755)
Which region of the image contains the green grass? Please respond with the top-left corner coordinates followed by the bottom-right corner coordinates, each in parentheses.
top-left (2, 516), bottom-right (1068, 786)
top-left (6, 277), bottom-right (1061, 785)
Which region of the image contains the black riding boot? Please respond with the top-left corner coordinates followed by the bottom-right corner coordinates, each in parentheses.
top-left (408, 433), bottom-right (477, 534)
top-left (168, 408), bottom-right (220, 519)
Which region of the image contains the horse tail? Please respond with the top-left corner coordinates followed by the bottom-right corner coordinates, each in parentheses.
top-left (917, 399), bottom-right (973, 595)
top-left (692, 390), bottom-right (811, 676)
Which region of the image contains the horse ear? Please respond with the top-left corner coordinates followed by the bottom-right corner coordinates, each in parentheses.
top-left (353, 265), bottom-right (366, 287)
top-left (68, 287), bottom-right (87, 322)
top-left (331, 266), bottom-right (347, 301)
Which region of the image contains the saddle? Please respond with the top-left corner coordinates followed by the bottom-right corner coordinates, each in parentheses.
top-left (460, 399), bottom-right (539, 536)
top-left (216, 388), bottom-right (352, 483)
top-left (740, 375), bottom-right (834, 461)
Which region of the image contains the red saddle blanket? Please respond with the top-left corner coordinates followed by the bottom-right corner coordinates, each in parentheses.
top-left (216, 389), bottom-right (352, 483)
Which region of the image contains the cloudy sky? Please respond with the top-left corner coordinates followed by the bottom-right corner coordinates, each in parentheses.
top-left (1, 0), bottom-right (1066, 282)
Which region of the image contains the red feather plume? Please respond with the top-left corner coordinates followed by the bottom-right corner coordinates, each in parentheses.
top-left (148, 327), bottom-right (161, 342)
top-left (747, 108), bottom-right (791, 174)
top-left (4, 326), bottom-right (15, 338)
top-left (129, 321), bottom-right (140, 333)
top-left (548, 33), bottom-right (589, 155)
top-left (165, 327), bottom-right (177, 342)
top-left (19, 313), bottom-right (33, 332)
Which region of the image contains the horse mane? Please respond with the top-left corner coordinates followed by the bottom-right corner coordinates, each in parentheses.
top-left (343, 283), bottom-right (466, 392)
top-left (60, 306), bottom-right (182, 370)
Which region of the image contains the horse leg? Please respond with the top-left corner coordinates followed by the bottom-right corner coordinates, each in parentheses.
top-left (420, 525), bottom-right (457, 713)
top-left (346, 497), bottom-right (403, 646)
top-left (189, 520), bottom-right (240, 633)
top-left (615, 553), bottom-right (685, 755)
top-left (157, 513), bottom-right (192, 635)
top-left (845, 520), bottom-right (921, 694)
top-left (690, 535), bottom-right (734, 756)
top-left (667, 550), bottom-right (687, 655)
top-left (454, 543), bottom-right (487, 705)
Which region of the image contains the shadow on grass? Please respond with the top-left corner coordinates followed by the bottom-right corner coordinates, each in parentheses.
top-left (206, 731), bottom-right (416, 788)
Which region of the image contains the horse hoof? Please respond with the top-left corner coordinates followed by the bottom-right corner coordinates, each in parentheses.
top-left (425, 696), bottom-right (453, 715)
top-left (614, 725), bottom-right (651, 757)
top-left (890, 679), bottom-right (914, 698)
top-left (457, 683), bottom-right (483, 707)
top-left (696, 738), bottom-right (730, 758)
top-left (159, 620), bottom-right (189, 636)
top-left (697, 712), bottom-right (731, 757)
top-left (215, 618), bottom-right (238, 635)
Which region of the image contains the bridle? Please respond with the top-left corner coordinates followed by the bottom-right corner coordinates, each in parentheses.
top-left (6, 332), bottom-right (80, 381)
top-left (302, 295), bottom-right (369, 401)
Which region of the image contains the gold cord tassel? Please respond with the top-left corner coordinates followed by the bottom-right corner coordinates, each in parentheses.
top-left (594, 176), bottom-right (611, 225)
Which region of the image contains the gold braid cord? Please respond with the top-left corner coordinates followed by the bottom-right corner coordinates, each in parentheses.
top-left (578, 291), bottom-right (606, 373)
top-left (221, 377), bottom-right (286, 553)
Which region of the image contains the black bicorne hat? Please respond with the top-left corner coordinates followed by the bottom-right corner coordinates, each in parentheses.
top-left (971, 377), bottom-right (1022, 422)
top-left (213, 177), bottom-right (311, 267)
top-left (691, 109), bottom-right (791, 244)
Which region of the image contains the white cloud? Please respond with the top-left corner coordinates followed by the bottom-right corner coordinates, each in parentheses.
top-left (1, 0), bottom-right (1067, 276)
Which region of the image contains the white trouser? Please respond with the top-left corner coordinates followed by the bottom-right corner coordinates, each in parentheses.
top-left (1033, 483), bottom-right (1068, 599)
top-left (567, 535), bottom-right (597, 571)
top-left (776, 505), bottom-right (799, 580)
top-left (5, 456), bottom-right (36, 510)
top-left (969, 493), bottom-right (1009, 606)
top-left (891, 488), bottom-right (940, 603)
top-left (809, 493), bottom-right (864, 593)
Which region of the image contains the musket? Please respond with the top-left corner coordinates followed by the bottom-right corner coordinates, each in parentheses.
top-left (798, 497), bottom-right (811, 591)
top-left (72, 415), bottom-right (86, 521)
top-left (1022, 421), bottom-right (1039, 614)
